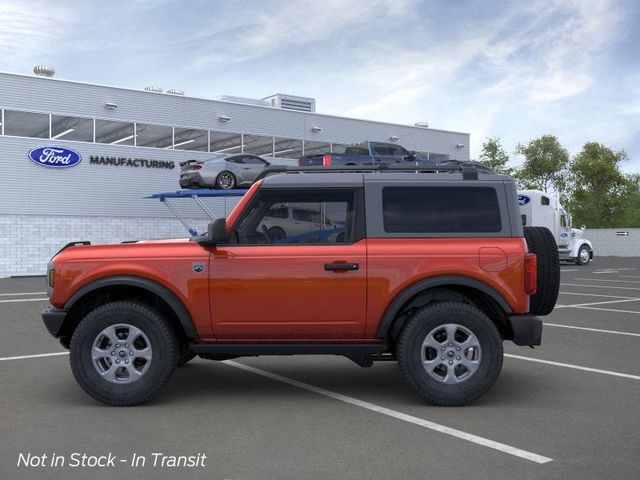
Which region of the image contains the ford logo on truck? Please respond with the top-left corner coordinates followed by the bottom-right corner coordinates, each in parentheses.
top-left (28, 146), bottom-right (82, 168)
top-left (518, 195), bottom-right (530, 205)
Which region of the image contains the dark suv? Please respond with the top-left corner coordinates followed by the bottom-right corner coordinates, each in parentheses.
top-left (42, 165), bottom-right (560, 406)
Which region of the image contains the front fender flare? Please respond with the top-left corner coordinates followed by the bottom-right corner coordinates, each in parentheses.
top-left (65, 275), bottom-right (197, 339)
top-left (571, 240), bottom-right (593, 258)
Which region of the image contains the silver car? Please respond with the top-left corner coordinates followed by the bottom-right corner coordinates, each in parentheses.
top-left (179, 154), bottom-right (270, 189)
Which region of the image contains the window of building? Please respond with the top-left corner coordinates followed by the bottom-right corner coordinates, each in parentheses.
top-left (429, 153), bottom-right (450, 163)
top-left (51, 115), bottom-right (93, 142)
top-left (243, 134), bottom-right (274, 157)
top-left (4, 110), bottom-right (49, 138)
top-left (210, 131), bottom-right (243, 154)
top-left (136, 123), bottom-right (172, 148)
top-left (303, 140), bottom-right (331, 156)
top-left (273, 137), bottom-right (303, 160)
top-left (173, 127), bottom-right (208, 151)
top-left (382, 186), bottom-right (502, 233)
top-left (232, 190), bottom-right (355, 244)
top-left (95, 119), bottom-right (135, 145)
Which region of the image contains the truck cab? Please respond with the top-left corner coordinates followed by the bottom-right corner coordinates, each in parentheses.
top-left (518, 190), bottom-right (594, 265)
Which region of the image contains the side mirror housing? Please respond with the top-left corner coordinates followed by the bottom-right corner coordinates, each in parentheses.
top-left (194, 218), bottom-right (228, 246)
top-left (581, 224), bottom-right (586, 231)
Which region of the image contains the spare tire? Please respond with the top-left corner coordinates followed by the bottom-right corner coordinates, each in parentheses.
top-left (523, 226), bottom-right (560, 316)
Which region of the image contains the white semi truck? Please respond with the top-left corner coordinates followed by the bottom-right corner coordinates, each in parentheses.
top-left (518, 190), bottom-right (594, 265)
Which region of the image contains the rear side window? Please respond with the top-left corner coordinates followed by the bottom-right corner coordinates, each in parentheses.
top-left (382, 186), bottom-right (502, 233)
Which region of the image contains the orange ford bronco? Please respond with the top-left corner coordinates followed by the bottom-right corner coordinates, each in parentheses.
top-left (42, 165), bottom-right (559, 406)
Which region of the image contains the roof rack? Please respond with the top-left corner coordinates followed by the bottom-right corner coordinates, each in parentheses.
top-left (253, 163), bottom-right (485, 183)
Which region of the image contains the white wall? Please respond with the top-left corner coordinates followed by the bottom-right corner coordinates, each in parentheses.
top-left (586, 228), bottom-right (640, 257)
top-left (0, 214), bottom-right (212, 277)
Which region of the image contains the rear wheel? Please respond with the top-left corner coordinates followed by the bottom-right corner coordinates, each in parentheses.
top-left (397, 302), bottom-right (503, 406)
top-left (524, 226), bottom-right (560, 316)
top-left (215, 171), bottom-right (236, 190)
top-left (70, 301), bottom-right (179, 406)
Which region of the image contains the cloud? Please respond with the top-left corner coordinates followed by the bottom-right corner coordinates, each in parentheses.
top-left (189, 0), bottom-right (418, 69)
top-left (0, 0), bottom-right (74, 66)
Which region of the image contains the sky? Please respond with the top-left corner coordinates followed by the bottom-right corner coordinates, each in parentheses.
top-left (1, 0), bottom-right (639, 171)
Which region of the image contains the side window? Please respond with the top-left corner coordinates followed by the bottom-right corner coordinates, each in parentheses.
top-left (232, 190), bottom-right (356, 245)
top-left (265, 205), bottom-right (288, 219)
top-left (292, 209), bottom-right (320, 223)
top-left (243, 155), bottom-right (267, 165)
top-left (541, 196), bottom-right (550, 206)
top-left (373, 145), bottom-right (392, 156)
top-left (382, 186), bottom-right (502, 234)
top-left (388, 145), bottom-right (408, 158)
top-left (227, 156), bottom-right (244, 164)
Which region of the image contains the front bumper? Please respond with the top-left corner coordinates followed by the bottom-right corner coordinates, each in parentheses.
top-left (42, 306), bottom-right (68, 338)
top-left (508, 314), bottom-right (542, 346)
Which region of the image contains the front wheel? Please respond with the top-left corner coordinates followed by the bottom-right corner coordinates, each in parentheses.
top-left (70, 301), bottom-right (179, 406)
top-left (576, 244), bottom-right (591, 265)
top-left (396, 302), bottom-right (503, 406)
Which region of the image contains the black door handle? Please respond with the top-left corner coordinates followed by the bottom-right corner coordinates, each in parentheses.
top-left (325, 263), bottom-right (359, 271)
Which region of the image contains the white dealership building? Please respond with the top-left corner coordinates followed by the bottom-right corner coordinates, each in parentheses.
top-left (0, 68), bottom-right (470, 277)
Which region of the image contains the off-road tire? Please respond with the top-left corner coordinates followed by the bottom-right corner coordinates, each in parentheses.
top-left (576, 244), bottom-right (591, 266)
top-left (396, 302), bottom-right (503, 406)
top-left (70, 301), bottom-right (179, 406)
top-left (523, 226), bottom-right (560, 315)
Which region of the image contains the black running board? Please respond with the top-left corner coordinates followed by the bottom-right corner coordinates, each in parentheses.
top-left (190, 343), bottom-right (387, 357)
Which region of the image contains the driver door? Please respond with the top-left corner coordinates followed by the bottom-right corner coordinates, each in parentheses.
top-left (209, 187), bottom-right (367, 340)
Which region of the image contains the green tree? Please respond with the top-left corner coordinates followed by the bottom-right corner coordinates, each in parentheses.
top-left (478, 137), bottom-right (513, 175)
top-left (568, 142), bottom-right (630, 228)
top-left (514, 135), bottom-right (569, 193)
top-left (619, 173), bottom-right (640, 228)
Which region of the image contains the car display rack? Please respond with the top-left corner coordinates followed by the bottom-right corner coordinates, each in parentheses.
top-left (145, 188), bottom-right (247, 236)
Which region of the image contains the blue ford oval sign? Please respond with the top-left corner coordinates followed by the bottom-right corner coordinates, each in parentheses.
top-left (518, 195), bottom-right (530, 206)
top-left (28, 146), bottom-right (82, 168)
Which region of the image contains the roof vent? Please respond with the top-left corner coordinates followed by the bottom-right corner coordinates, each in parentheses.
top-left (144, 85), bottom-right (163, 93)
top-left (262, 94), bottom-right (316, 112)
top-left (167, 88), bottom-right (185, 96)
top-left (33, 65), bottom-right (55, 77)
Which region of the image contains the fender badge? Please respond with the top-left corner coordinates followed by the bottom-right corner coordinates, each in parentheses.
top-left (193, 262), bottom-right (205, 273)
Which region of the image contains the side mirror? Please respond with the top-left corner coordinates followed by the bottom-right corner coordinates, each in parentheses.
top-left (194, 218), bottom-right (228, 246)
top-left (581, 225), bottom-right (586, 231)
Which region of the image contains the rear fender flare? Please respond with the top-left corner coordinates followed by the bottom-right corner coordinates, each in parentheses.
top-left (375, 275), bottom-right (512, 340)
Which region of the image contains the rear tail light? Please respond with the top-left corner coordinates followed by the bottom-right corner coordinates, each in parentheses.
top-left (297, 158), bottom-right (301, 166)
top-left (524, 253), bottom-right (537, 295)
top-left (322, 153), bottom-right (331, 167)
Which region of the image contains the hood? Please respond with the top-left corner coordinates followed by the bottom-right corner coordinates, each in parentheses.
top-left (571, 228), bottom-right (584, 240)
